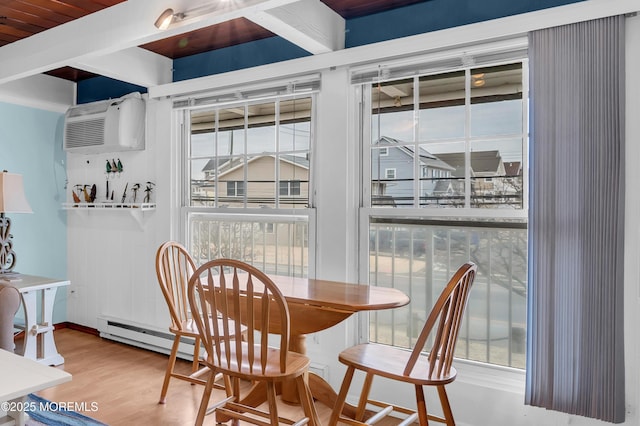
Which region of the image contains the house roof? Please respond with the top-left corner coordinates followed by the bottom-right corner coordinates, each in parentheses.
top-left (201, 154), bottom-right (309, 178)
top-left (503, 161), bottom-right (522, 176)
top-left (436, 151), bottom-right (503, 176)
top-left (375, 136), bottom-right (455, 171)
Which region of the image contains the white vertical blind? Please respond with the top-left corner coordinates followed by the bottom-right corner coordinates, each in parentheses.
top-left (526, 15), bottom-right (626, 423)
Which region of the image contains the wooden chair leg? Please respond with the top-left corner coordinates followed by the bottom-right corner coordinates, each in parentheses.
top-left (355, 372), bottom-right (374, 422)
top-left (195, 370), bottom-right (217, 426)
top-left (191, 336), bottom-right (201, 375)
top-left (329, 366), bottom-right (356, 426)
top-left (159, 335), bottom-right (181, 404)
top-left (437, 385), bottom-right (454, 426)
top-left (296, 373), bottom-right (320, 426)
top-left (415, 384), bottom-right (429, 426)
top-left (266, 382), bottom-right (279, 425)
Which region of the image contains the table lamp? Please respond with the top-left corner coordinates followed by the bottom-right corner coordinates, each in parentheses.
top-left (0, 171), bottom-right (33, 275)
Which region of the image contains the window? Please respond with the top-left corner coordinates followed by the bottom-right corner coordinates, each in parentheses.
top-left (279, 180), bottom-right (301, 196)
top-left (188, 96), bottom-right (312, 209)
top-left (384, 168), bottom-right (396, 179)
top-left (182, 85), bottom-right (317, 276)
top-left (226, 181), bottom-right (244, 197)
top-left (379, 147), bottom-right (389, 156)
top-left (358, 60), bottom-right (528, 369)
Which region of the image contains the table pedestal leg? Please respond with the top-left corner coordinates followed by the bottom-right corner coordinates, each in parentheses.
top-left (18, 287), bottom-right (64, 366)
top-left (1, 395), bottom-right (27, 426)
top-left (39, 287), bottom-right (64, 366)
top-left (280, 334), bottom-right (361, 418)
top-left (281, 334), bottom-right (306, 404)
top-left (19, 290), bottom-right (37, 360)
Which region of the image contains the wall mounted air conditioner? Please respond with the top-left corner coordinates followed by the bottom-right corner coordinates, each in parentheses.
top-left (64, 92), bottom-right (146, 154)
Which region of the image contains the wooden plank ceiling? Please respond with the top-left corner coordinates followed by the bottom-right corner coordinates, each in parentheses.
top-left (0, 0), bottom-right (430, 82)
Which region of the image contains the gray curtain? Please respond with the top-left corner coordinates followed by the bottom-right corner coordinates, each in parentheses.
top-left (526, 15), bottom-right (625, 423)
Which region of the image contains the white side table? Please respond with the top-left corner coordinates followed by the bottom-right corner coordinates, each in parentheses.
top-left (0, 349), bottom-right (71, 426)
top-left (1, 275), bottom-right (70, 366)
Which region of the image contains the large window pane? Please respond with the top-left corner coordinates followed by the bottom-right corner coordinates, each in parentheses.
top-left (363, 59), bottom-right (527, 370)
top-left (368, 63), bottom-right (525, 210)
top-left (188, 97), bottom-right (312, 209)
top-left (184, 90), bottom-right (315, 282)
top-left (368, 220), bottom-right (527, 369)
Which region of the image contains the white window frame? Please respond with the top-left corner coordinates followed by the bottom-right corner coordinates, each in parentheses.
top-left (354, 52), bottom-right (530, 372)
top-left (177, 78), bottom-right (319, 278)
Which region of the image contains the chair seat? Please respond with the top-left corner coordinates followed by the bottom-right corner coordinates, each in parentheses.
top-left (339, 343), bottom-right (457, 386)
top-left (170, 318), bottom-right (199, 337)
top-left (211, 342), bottom-right (311, 381)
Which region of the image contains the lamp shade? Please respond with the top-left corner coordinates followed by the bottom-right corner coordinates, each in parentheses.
top-left (0, 171), bottom-right (32, 213)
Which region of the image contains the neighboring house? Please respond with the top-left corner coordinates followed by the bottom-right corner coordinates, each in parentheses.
top-left (503, 161), bottom-right (522, 177)
top-left (371, 136), bottom-right (455, 206)
top-left (434, 151), bottom-right (523, 207)
top-left (199, 154), bottom-right (309, 208)
top-left (502, 161), bottom-right (524, 202)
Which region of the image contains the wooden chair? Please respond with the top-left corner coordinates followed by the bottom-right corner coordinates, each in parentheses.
top-left (187, 258), bottom-right (319, 426)
top-left (329, 262), bottom-right (477, 426)
top-left (155, 241), bottom-right (217, 404)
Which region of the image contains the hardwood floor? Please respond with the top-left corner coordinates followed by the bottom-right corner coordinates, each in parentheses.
top-left (29, 328), bottom-right (399, 425)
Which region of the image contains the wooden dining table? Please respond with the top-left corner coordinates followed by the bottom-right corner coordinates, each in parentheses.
top-left (222, 274), bottom-right (410, 419)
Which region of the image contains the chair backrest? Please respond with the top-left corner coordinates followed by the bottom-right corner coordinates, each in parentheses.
top-left (188, 258), bottom-right (291, 374)
top-left (155, 241), bottom-right (198, 332)
top-left (404, 262), bottom-right (477, 379)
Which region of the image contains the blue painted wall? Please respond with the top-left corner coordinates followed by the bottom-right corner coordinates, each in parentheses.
top-left (345, 0), bottom-right (586, 47)
top-left (0, 102), bottom-right (68, 323)
top-left (77, 0), bottom-right (586, 102)
top-left (173, 36), bottom-right (311, 82)
top-left (77, 78), bottom-right (146, 104)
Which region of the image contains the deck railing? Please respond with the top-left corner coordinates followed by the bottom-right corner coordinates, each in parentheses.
top-left (188, 213), bottom-right (527, 368)
top-left (188, 213), bottom-right (309, 278)
top-left (368, 219), bottom-right (528, 369)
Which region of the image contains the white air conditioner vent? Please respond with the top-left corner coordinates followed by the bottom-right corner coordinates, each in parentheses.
top-left (64, 92), bottom-right (145, 154)
top-left (65, 118), bottom-right (105, 149)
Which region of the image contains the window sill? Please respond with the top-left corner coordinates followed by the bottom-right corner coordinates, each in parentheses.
top-left (454, 358), bottom-right (526, 395)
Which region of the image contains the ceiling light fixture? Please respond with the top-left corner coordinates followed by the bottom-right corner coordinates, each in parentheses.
top-left (154, 8), bottom-right (176, 30)
top-left (471, 72), bottom-right (486, 88)
top-left (155, 1), bottom-right (227, 31)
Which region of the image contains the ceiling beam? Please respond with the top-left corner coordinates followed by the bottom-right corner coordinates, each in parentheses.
top-left (246, 0), bottom-right (345, 54)
top-left (0, 74), bottom-right (75, 113)
top-left (0, 0), bottom-right (303, 87)
top-left (70, 47), bottom-right (173, 87)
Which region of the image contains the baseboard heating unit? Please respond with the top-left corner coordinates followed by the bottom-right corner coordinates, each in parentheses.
top-left (97, 316), bottom-right (330, 379)
top-left (97, 316), bottom-right (197, 361)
